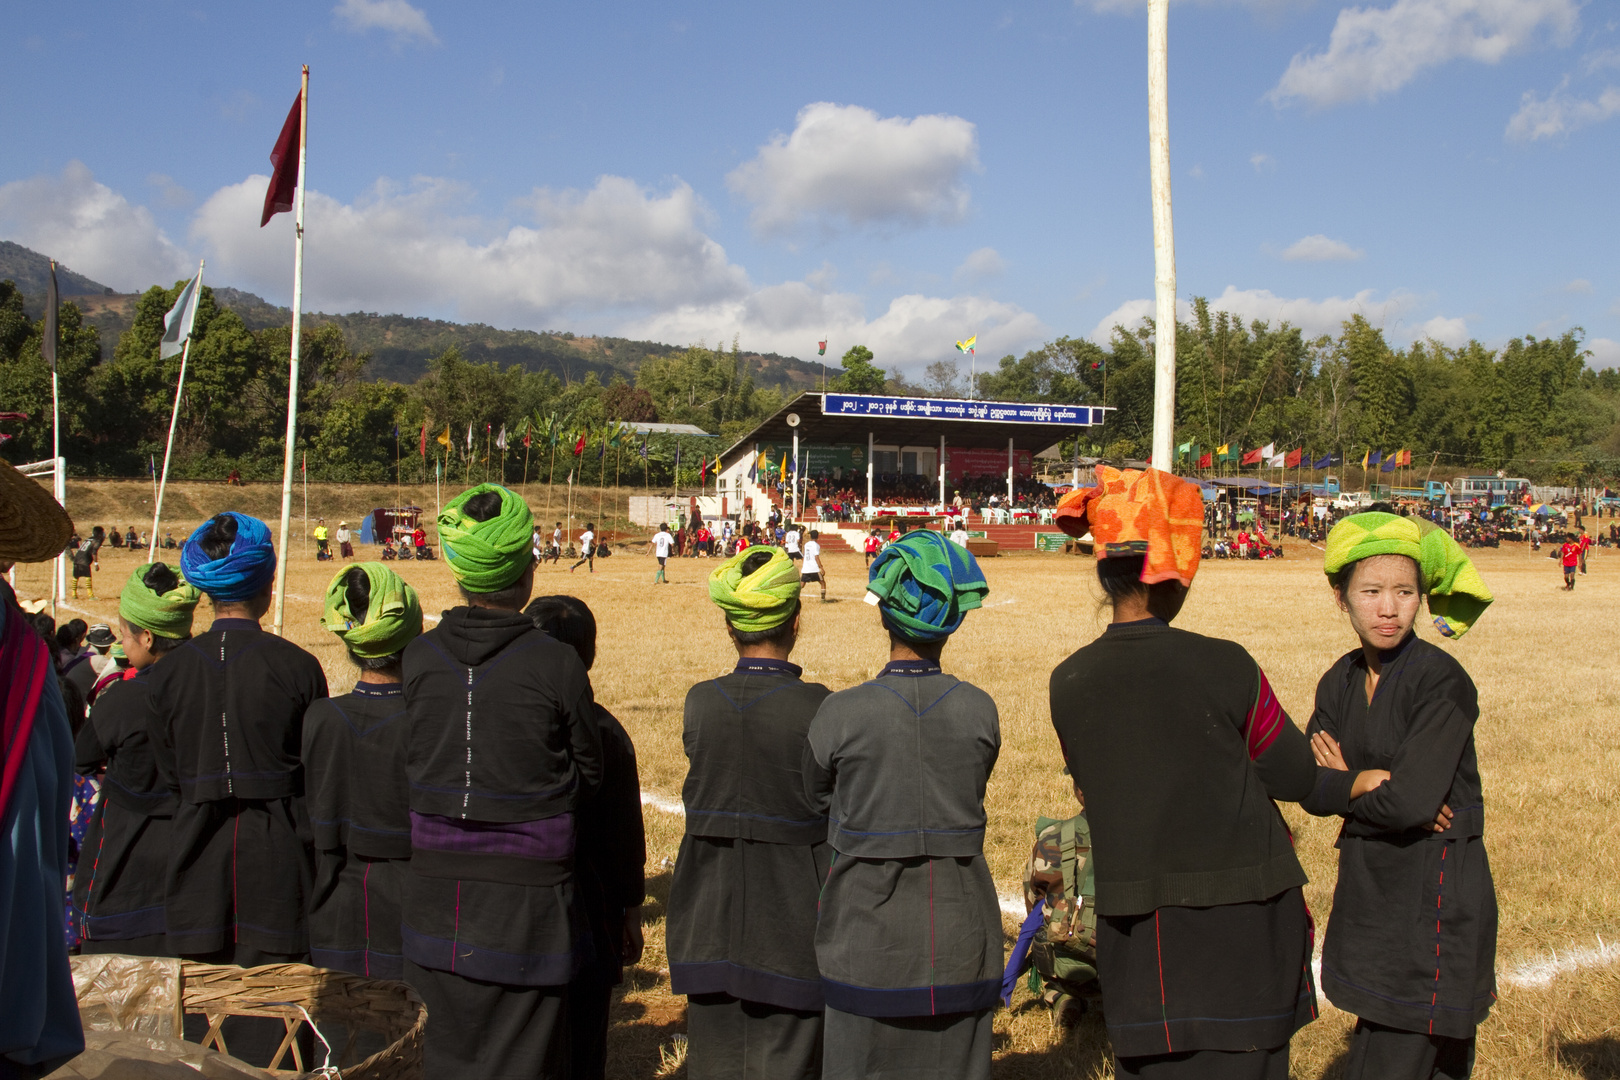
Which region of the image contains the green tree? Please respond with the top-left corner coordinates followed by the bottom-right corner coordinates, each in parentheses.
top-left (837, 345), bottom-right (886, 394)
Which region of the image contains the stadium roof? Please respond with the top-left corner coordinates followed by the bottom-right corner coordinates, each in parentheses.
top-left (626, 422), bottom-right (715, 436)
top-left (718, 392), bottom-right (1111, 468)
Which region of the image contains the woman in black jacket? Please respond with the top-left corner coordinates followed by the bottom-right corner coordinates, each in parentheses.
top-left (1304, 512), bottom-right (1497, 1079)
top-left (1049, 467), bottom-right (1357, 1080)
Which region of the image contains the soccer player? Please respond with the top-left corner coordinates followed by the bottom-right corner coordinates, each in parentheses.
top-left (1560, 533), bottom-right (1581, 589)
top-left (863, 529), bottom-right (881, 567)
top-left (303, 563), bottom-right (423, 979)
top-left (401, 484), bottom-right (602, 1079)
top-left (667, 547), bottom-right (832, 1079)
top-left (571, 522), bottom-right (597, 573)
top-left (800, 529), bottom-right (827, 601)
top-left (783, 522), bottom-right (802, 562)
top-left (70, 529), bottom-right (101, 600)
top-left (651, 523), bottom-right (674, 584)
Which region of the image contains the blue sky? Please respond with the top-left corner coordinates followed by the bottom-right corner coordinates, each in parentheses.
top-left (2, 0), bottom-right (1617, 374)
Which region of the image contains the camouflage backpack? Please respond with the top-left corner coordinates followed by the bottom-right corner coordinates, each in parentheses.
top-left (1022, 813), bottom-right (1099, 999)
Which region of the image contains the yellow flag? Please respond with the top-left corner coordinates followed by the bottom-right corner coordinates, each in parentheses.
top-left (436, 424), bottom-right (451, 449)
top-left (955, 335), bottom-right (977, 354)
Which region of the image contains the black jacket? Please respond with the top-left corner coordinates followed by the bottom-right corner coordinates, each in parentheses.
top-left (404, 606), bottom-right (600, 886)
top-left (681, 659), bottom-right (832, 845)
top-left (303, 683), bottom-right (411, 859)
top-left (147, 618), bottom-right (329, 803)
top-left (76, 668), bottom-right (174, 817)
top-left (804, 661), bottom-right (999, 858)
top-left (1050, 619), bottom-right (1317, 916)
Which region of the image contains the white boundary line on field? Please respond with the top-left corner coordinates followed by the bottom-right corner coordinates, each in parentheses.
top-left (1499, 935), bottom-right (1620, 988)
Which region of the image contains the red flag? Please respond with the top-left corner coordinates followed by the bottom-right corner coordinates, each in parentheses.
top-left (301, 453), bottom-right (306, 474)
top-left (1240, 448), bottom-right (1263, 466)
top-left (573, 433), bottom-right (587, 456)
top-left (523, 430), bottom-right (531, 449)
top-left (260, 90), bottom-right (303, 227)
top-left (700, 456), bottom-right (708, 480)
top-left (1198, 451), bottom-right (1212, 469)
top-left (1284, 447), bottom-right (1303, 468)
top-left (817, 340), bottom-right (827, 356)
top-left (419, 423), bottom-right (427, 458)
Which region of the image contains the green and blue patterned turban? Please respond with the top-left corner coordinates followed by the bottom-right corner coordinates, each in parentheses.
top-left (865, 530), bottom-right (988, 643)
top-left (118, 563), bottom-right (201, 639)
top-left (438, 484), bottom-right (535, 593)
top-left (321, 563), bottom-right (423, 659)
top-left (1324, 511), bottom-right (1493, 639)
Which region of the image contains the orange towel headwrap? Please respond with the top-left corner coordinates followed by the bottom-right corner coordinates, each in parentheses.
top-left (1052, 467), bottom-right (1204, 587)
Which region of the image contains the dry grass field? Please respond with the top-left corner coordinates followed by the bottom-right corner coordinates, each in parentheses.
top-left (17, 480), bottom-right (1620, 1078)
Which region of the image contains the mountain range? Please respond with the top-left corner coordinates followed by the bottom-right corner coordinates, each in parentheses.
top-left (0, 240), bottom-right (837, 392)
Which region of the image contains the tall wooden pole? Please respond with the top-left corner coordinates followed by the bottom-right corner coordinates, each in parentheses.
top-left (1148, 0), bottom-right (1177, 471)
top-left (272, 66), bottom-right (308, 637)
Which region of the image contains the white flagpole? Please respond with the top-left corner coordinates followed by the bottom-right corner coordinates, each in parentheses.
top-left (48, 262), bottom-right (64, 612)
top-left (149, 261), bottom-right (203, 564)
top-left (150, 340), bottom-right (192, 563)
top-left (1148, 0), bottom-right (1177, 470)
top-left (272, 65), bottom-right (308, 637)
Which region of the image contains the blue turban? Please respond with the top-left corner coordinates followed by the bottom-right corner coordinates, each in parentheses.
top-left (865, 530), bottom-right (988, 642)
top-left (180, 512), bottom-right (277, 602)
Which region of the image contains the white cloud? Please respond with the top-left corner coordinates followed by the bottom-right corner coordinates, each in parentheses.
top-left (1250, 152), bottom-right (1275, 172)
top-left (1582, 48), bottom-right (1620, 76)
top-left (726, 102), bottom-right (979, 235)
top-left (191, 173), bottom-right (749, 325)
top-left (8, 162), bottom-right (1043, 369)
top-left (1091, 286), bottom-right (1421, 342)
top-left (332, 0), bottom-right (439, 45)
top-left (1563, 278), bottom-right (1593, 294)
top-left (953, 247), bottom-right (1006, 283)
top-left (1189, 164), bottom-right (1205, 179)
top-left (147, 173), bottom-right (194, 209)
top-left (0, 161), bottom-right (191, 290)
top-left (1415, 314), bottom-right (1470, 345)
top-left (1506, 78), bottom-right (1620, 141)
top-left (623, 287), bottom-right (1048, 373)
top-left (1270, 0), bottom-right (1580, 108)
top-left (1587, 338), bottom-right (1620, 369)
top-left (1279, 234), bottom-right (1365, 261)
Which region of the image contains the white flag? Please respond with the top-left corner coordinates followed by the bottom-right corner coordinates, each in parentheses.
top-left (1268, 454), bottom-right (1286, 468)
top-left (466, 422), bottom-right (473, 451)
top-left (1261, 443), bottom-right (1275, 460)
top-left (160, 262), bottom-right (205, 359)
top-left (496, 424), bottom-right (508, 450)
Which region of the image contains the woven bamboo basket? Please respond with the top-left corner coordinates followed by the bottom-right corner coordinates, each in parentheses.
top-left (71, 956), bottom-right (425, 1079)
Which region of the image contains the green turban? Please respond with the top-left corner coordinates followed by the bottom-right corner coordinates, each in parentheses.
top-left (321, 563), bottom-right (423, 659)
top-left (438, 484), bottom-right (535, 593)
top-left (864, 530), bottom-right (988, 643)
top-left (118, 563), bottom-right (201, 640)
top-left (1323, 511), bottom-right (1493, 639)
top-left (708, 546), bottom-right (802, 632)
